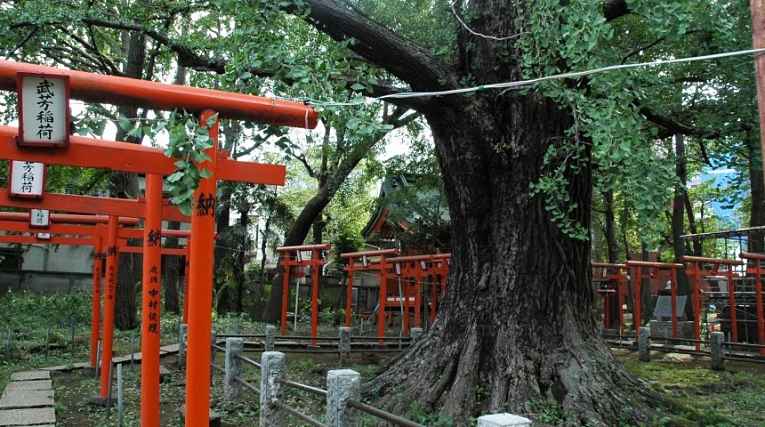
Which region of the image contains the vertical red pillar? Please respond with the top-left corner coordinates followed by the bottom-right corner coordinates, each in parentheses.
top-left (182, 241), bottom-right (191, 324)
top-left (429, 269), bottom-right (437, 323)
top-left (377, 256), bottom-right (388, 343)
top-left (633, 266), bottom-right (642, 340)
top-left (414, 267), bottom-right (422, 328)
top-left (89, 232), bottom-right (103, 368)
top-left (280, 256), bottom-right (290, 336)
top-left (617, 271), bottom-right (625, 335)
top-left (689, 263), bottom-right (702, 351)
top-left (345, 261), bottom-right (354, 327)
top-left (185, 110), bottom-right (219, 427)
top-left (98, 215), bottom-right (119, 400)
top-left (754, 262), bottom-right (765, 356)
top-left (727, 268), bottom-right (738, 342)
top-left (670, 267), bottom-right (678, 338)
top-left (401, 266), bottom-right (410, 336)
top-left (140, 173), bottom-right (163, 427)
top-left (310, 249), bottom-right (320, 345)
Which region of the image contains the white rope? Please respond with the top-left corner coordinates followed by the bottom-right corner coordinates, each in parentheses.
top-left (449, 1), bottom-right (528, 42)
top-left (284, 47), bottom-right (765, 107)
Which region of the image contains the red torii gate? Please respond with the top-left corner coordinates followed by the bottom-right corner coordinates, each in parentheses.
top-left (591, 262), bottom-right (627, 333)
top-left (276, 243), bottom-right (331, 345)
top-left (0, 213), bottom-right (188, 368)
top-left (388, 253), bottom-right (451, 335)
top-left (341, 248), bottom-right (400, 342)
top-left (0, 60), bottom-right (317, 427)
top-left (740, 252), bottom-right (765, 356)
top-left (625, 260), bottom-right (684, 339)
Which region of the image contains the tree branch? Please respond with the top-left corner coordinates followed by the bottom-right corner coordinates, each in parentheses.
top-left (291, 0), bottom-right (449, 92)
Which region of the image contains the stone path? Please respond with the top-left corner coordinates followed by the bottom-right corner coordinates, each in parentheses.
top-left (0, 370), bottom-right (55, 426)
top-left (42, 342), bottom-right (180, 372)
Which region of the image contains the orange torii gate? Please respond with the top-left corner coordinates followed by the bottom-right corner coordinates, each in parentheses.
top-left (0, 214), bottom-right (189, 368)
top-left (625, 260), bottom-right (684, 340)
top-left (740, 252), bottom-right (765, 356)
top-left (341, 249), bottom-right (400, 342)
top-left (0, 60), bottom-right (317, 427)
top-left (683, 255), bottom-right (745, 351)
top-left (388, 253), bottom-right (451, 335)
top-left (275, 243), bottom-right (331, 345)
top-left (591, 262), bottom-right (628, 333)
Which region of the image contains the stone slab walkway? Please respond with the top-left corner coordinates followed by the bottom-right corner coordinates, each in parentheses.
top-left (0, 371), bottom-right (55, 426)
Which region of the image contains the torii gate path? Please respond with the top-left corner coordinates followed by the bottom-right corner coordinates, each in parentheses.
top-left (0, 214), bottom-right (189, 368)
top-left (0, 60), bottom-right (318, 427)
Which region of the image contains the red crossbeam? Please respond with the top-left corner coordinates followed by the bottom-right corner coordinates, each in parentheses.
top-left (0, 60), bottom-right (318, 127)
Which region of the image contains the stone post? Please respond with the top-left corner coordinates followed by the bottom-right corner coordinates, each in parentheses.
top-left (178, 323), bottom-right (187, 367)
top-left (477, 413), bottom-right (532, 426)
top-left (326, 369), bottom-right (361, 427)
top-left (711, 331), bottom-right (724, 370)
top-left (224, 337), bottom-right (244, 400)
top-left (410, 327), bottom-right (423, 342)
top-left (638, 327), bottom-right (650, 362)
top-left (265, 325), bottom-right (276, 352)
top-left (338, 327), bottom-right (351, 359)
top-left (260, 351), bottom-right (286, 427)
top-left (210, 331), bottom-right (217, 382)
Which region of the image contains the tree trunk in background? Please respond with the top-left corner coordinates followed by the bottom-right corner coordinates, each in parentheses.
top-left (113, 30), bottom-right (146, 330)
top-left (671, 135), bottom-right (691, 296)
top-left (369, 99), bottom-right (654, 423)
top-left (292, 2), bottom-right (655, 423)
top-left (235, 203), bottom-right (251, 312)
top-left (162, 63), bottom-right (187, 315)
top-left (602, 190), bottom-right (618, 263)
top-left (214, 184), bottom-right (233, 313)
top-left (163, 221), bottom-right (182, 314)
top-left (748, 133), bottom-right (765, 252)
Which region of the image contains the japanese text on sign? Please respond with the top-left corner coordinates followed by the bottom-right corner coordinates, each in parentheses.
top-left (19, 75), bottom-right (69, 146)
top-left (10, 161), bottom-right (44, 197)
top-left (146, 265), bottom-right (160, 334)
top-left (30, 209), bottom-right (50, 227)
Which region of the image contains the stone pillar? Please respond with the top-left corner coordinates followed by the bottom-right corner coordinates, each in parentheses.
top-left (711, 331), bottom-right (724, 371)
top-left (410, 327), bottom-right (423, 342)
top-left (326, 369), bottom-right (361, 427)
top-left (224, 337), bottom-right (244, 400)
top-left (477, 413), bottom-right (532, 426)
top-left (210, 331), bottom-right (217, 382)
top-left (260, 351), bottom-right (286, 427)
top-left (638, 327), bottom-right (650, 362)
top-left (178, 323), bottom-right (187, 367)
top-left (338, 327), bottom-right (351, 358)
top-left (265, 325), bottom-right (276, 352)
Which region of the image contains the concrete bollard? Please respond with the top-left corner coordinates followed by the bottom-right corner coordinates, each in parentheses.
top-left (338, 327), bottom-right (351, 356)
top-left (265, 325), bottom-right (276, 351)
top-left (410, 327), bottom-right (423, 341)
top-left (326, 369), bottom-right (360, 427)
top-left (711, 331), bottom-right (724, 370)
top-left (224, 337), bottom-right (244, 400)
top-left (260, 351), bottom-right (286, 427)
top-left (638, 327), bottom-right (650, 362)
top-left (178, 323), bottom-right (188, 367)
top-left (211, 331), bottom-right (217, 382)
top-left (477, 413), bottom-right (532, 427)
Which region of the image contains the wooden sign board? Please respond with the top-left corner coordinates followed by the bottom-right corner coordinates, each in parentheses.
top-left (17, 73), bottom-right (70, 147)
top-left (9, 160), bottom-right (45, 198)
top-left (30, 208), bottom-right (49, 228)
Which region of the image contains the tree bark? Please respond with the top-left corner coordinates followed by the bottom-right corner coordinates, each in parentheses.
top-left (602, 190), bottom-right (619, 263)
top-left (671, 135), bottom-right (692, 298)
top-left (748, 133), bottom-right (765, 252)
top-left (286, 1), bottom-right (655, 423)
top-left (113, 29), bottom-right (146, 331)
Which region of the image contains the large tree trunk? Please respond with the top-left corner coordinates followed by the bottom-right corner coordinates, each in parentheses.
top-left (288, 1), bottom-right (654, 423)
top-left (113, 29), bottom-right (146, 331)
top-left (748, 133), bottom-right (765, 252)
top-left (671, 135), bottom-right (692, 301)
top-left (602, 190), bottom-right (619, 263)
top-left (368, 98), bottom-right (655, 423)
